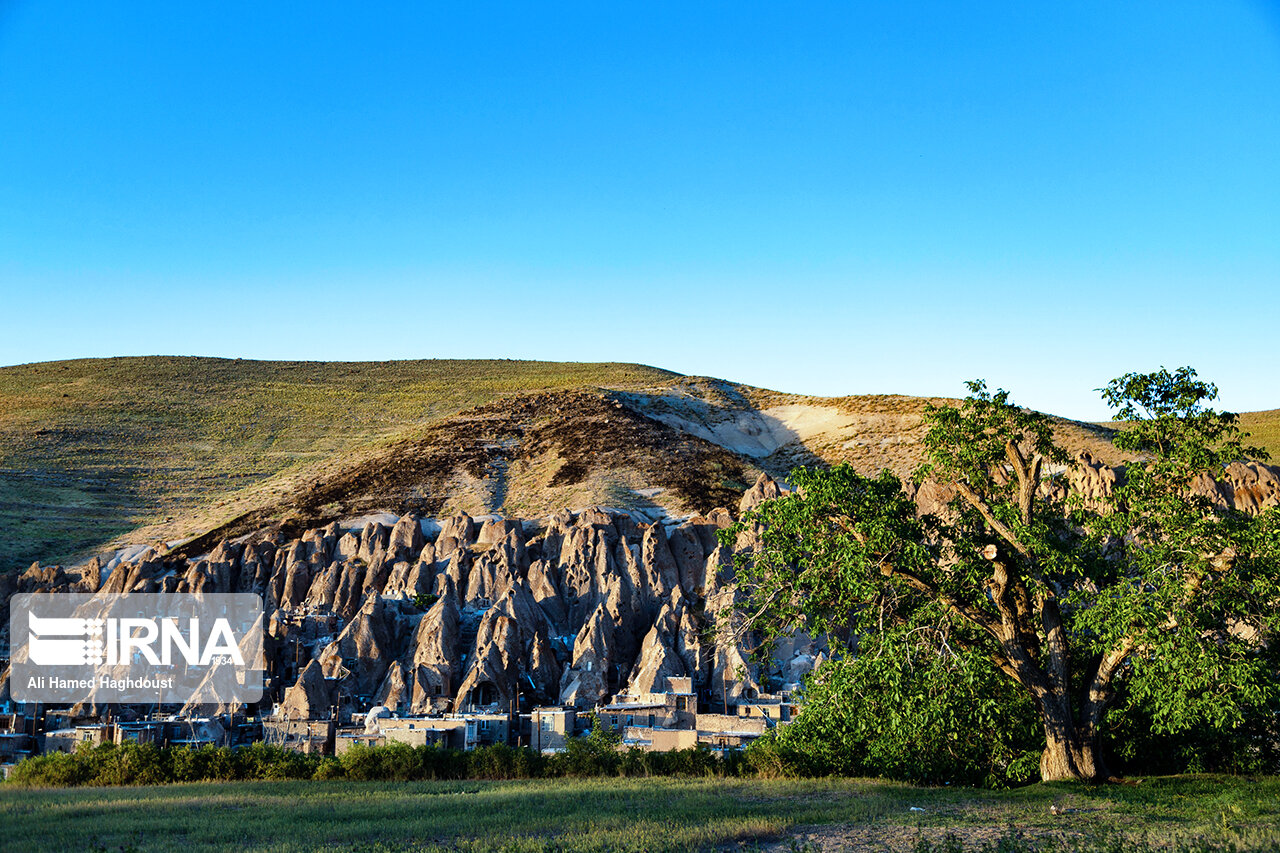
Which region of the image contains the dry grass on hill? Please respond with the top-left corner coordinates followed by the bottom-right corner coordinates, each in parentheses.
top-left (0, 357), bottom-right (677, 568)
top-left (3, 357), bottom-right (1272, 572)
top-left (1238, 408), bottom-right (1280, 462)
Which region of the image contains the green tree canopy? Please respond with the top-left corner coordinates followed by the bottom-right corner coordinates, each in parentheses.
top-left (728, 368), bottom-right (1279, 782)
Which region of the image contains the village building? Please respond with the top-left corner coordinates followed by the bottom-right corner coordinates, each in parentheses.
top-left (528, 707), bottom-right (575, 753)
top-left (262, 719), bottom-right (335, 754)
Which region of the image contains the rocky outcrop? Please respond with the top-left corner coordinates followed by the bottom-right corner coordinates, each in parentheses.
top-left (403, 591), bottom-right (462, 711)
top-left (373, 663), bottom-right (410, 712)
top-left (387, 513), bottom-right (425, 559)
top-left (1194, 461), bottom-right (1280, 514)
top-left (19, 450), bottom-right (1273, 725)
top-left (478, 517), bottom-right (522, 547)
top-left (559, 602), bottom-right (615, 709)
top-left (357, 522), bottom-right (389, 565)
top-left (709, 635), bottom-right (762, 705)
top-left (436, 513), bottom-right (476, 558)
top-left (317, 596), bottom-right (402, 697)
top-left (1065, 452), bottom-right (1125, 510)
top-left (277, 660), bottom-right (337, 721)
top-left (739, 472), bottom-right (785, 515)
top-left (527, 560), bottom-right (569, 634)
top-left (454, 611), bottom-right (521, 711)
top-left (667, 520), bottom-right (709, 595)
top-left (623, 595), bottom-right (690, 697)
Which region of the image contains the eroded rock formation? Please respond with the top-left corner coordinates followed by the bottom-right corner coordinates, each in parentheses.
top-left (8, 461), bottom-right (1276, 721)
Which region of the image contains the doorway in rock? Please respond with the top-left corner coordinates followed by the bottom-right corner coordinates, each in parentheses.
top-left (467, 681), bottom-right (499, 709)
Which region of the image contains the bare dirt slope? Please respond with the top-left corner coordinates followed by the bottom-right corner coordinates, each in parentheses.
top-left (621, 377), bottom-right (1128, 480)
top-left (165, 388), bottom-right (764, 555)
top-left (141, 379), bottom-right (1130, 562)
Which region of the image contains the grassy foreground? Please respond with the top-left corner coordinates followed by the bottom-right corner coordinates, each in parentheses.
top-left (1, 775), bottom-right (1277, 853)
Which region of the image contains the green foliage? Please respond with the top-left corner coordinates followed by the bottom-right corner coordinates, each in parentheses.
top-left (1105, 667), bottom-right (1280, 776)
top-left (739, 733), bottom-right (810, 778)
top-left (233, 741), bottom-right (315, 780)
top-left (584, 711), bottom-right (621, 748)
top-left (726, 455), bottom-right (1072, 785)
top-left (616, 744), bottom-right (723, 778)
top-left (310, 756), bottom-right (345, 780)
top-left (547, 715), bottom-right (623, 778)
top-left (774, 641), bottom-right (1041, 787)
top-left (1083, 368), bottom-right (1280, 737)
top-left (1102, 367), bottom-right (1268, 470)
top-left (729, 368), bottom-right (1280, 783)
top-left (5, 739), bottom-right (749, 788)
top-left (466, 742), bottom-right (538, 780)
top-left (919, 379), bottom-right (1068, 489)
top-left (721, 464), bottom-right (936, 641)
top-left (9, 741), bottom-right (319, 787)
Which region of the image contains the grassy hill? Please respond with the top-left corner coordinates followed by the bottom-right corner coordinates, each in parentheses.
top-left (1092, 409), bottom-right (1280, 465)
top-left (0, 357), bottom-right (677, 569)
top-left (165, 386), bottom-right (767, 558)
top-left (1239, 408), bottom-right (1280, 462)
top-left (2, 357), bottom-right (1272, 572)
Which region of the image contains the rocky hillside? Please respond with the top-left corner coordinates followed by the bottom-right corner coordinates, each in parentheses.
top-left (165, 388), bottom-right (765, 560)
top-left (5, 454), bottom-right (1276, 721)
top-left (101, 380), bottom-right (1133, 569)
top-left (2, 476), bottom-right (799, 718)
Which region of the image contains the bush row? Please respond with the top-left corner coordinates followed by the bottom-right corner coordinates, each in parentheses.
top-left (4, 737), bottom-right (770, 787)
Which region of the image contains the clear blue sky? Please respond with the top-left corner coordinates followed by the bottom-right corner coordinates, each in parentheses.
top-left (2, 2), bottom-right (1277, 420)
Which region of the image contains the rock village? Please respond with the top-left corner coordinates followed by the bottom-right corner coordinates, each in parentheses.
top-left (1, 458), bottom-right (1276, 776)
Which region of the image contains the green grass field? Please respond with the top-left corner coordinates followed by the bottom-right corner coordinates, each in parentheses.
top-left (1, 776), bottom-right (1276, 852)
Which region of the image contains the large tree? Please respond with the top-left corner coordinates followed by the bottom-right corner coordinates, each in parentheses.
top-left (730, 368), bottom-right (1279, 782)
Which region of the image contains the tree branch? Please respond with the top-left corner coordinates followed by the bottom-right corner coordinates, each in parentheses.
top-left (1004, 440), bottom-right (1031, 525)
top-left (983, 556), bottom-right (1053, 696)
top-left (1084, 638), bottom-right (1135, 730)
top-left (877, 561), bottom-right (1003, 645)
top-left (955, 481), bottom-right (1036, 565)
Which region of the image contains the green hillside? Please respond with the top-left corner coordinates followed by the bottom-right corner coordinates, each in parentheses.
top-left (1239, 408), bottom-right (1280, 462)
top-left (1094, 409), bottom-right (1280, 466)
top-left (0, 357), bottom-right (678, 569)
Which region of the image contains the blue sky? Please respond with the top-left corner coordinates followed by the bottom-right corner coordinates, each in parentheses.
top-left (1, 2), bottom-right (1277, 420)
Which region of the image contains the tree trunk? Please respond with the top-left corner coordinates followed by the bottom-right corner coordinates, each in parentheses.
top-left (1039, 706), bottom-right (1106, 782)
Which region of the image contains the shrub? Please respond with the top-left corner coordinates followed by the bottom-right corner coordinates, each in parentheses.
top-left (377, 742), bottom-right (422, 781)
top-left (7, 751), bottom-right (87, 787)
top-left (418, 744), bottom-right (468, 780)
top-left (337, 743), bottom-right (382, 781)
top-left (312, 757), bottom-right (345, 780)
top-left (619, 746), bottom-right (657, 777)
top-left (5, 737), bottom-right (749, 787)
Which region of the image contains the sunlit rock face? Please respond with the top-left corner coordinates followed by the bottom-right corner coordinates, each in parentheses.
top-left (13, 460), bottom-right (1275, 721)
